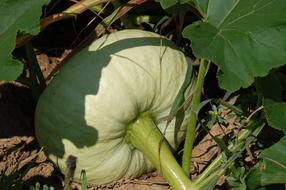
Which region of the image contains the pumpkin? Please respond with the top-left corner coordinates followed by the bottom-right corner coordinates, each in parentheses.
top-left (35, 29), bottom-right (196, 190)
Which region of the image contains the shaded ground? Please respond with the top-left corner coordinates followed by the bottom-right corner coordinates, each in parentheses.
top-left (0, 81), bottom-right (62, 189)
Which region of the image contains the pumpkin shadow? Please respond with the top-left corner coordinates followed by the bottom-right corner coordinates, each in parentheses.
top-left (0, 83), bottom-right (36, 138)
top-left (36, 34), bottom-right (179, 159)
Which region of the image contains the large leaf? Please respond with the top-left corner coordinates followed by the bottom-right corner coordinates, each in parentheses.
top-left (157, 0), bottom-right (178, 9)
top-left (183, 0), bottom-right (286, 92)
top-left (264, 99), bottom-right (286, 133)
top-left (248, 73), bottom-right (286, 188)
top-left (247, 137), bottom-right (286, 189)
top-left (0, 0), bottom-right (50, 80)
top-left (260, 137), bottom-right (286, 184)
top-left (256, 73), bottom-right (286, 133)
top-left (156, 0), bottom-right (190, 10)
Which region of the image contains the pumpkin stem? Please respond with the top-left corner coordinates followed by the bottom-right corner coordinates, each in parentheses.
top-left (126, 112), bottom-right (197, 190)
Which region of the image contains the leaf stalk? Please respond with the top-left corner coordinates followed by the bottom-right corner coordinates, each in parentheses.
top-left (182, 59), bottom-right (208, 176)
top-left (24, 43), bottom-right (46, 100)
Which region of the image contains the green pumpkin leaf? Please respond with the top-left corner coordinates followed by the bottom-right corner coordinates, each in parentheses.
top-left (247, 137), bottom-right (286, 188)
top-left (261, 137), bottom-right (286, 184)
top-left (256, 74), bottom-right (286, 133)
top-left (249, 73), bottom-right (286, 188)
top-left (0, 0), bottom-right (50, 80)
top-left (157, 0), bottom-right (190, 10)
top-left (157, 0), bottom-right (178, 9)
top-left (183, 0), bottom-right (286, 92)
top-left (264, 99), bottom-right (286, 134)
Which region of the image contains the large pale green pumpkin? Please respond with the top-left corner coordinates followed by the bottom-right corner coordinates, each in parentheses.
top-left (35, 29), bottom-right (192, 185)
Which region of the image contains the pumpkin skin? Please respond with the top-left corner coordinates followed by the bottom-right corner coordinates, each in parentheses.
top-left (35, 29), bottom-right (192, 185)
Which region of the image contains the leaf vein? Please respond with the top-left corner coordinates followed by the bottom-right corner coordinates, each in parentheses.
top-left (264, 156), bottom-right (286, 170)
top-left (217, 0), bottom-right (240, 28)
top-left (226, 0), bottom-right (277, 27)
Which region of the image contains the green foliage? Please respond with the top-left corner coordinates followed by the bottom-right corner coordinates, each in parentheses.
top-left (181, 2), bottom-right (286, 186)
top-left (155, 0), bottom-right (181, 10)
top-left (81, 170), bottom-right (87, 190)
top-left (183, 0), bottom-right (286, 92)
top-left (260, 137), bottom-right (286, 185)
top-left (227, 167), bottom-right (247, 190)
top-left (257, 73), bottom-right (286, 133)
top-left (156, 0), bottom-right (178, 10)
top-left (246, 137), bottom-right (286, 189)
top-left (264, 99), bottom-right (286, 133)
top-left (0, 0), bottom-right (49, 80)
top-left (244, 73), bottom-right (286, 188)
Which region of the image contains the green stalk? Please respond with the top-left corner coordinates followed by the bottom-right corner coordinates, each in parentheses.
top-left (126, 113), bottom-right (198, 190)
top-left (182, 59), bottom-right (208, 176)
top-left (214, 99), bottom-right (244, 116)
top-left (25, 43), bottom-right (46, 100)
top-left (176, 11), bottom-right (185, 44)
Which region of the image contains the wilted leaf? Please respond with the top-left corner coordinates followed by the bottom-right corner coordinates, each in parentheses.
top-left (183, 0), bottom-right (286, 92)
top-left (0, 0), bottom-right (50, 80)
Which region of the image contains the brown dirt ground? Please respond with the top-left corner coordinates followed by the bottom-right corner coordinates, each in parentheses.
top-left (0, 50), bottom-right (236, 190)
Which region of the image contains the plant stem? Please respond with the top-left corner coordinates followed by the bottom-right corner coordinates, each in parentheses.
top-left (127, 113), bottom-right (198, 190)
top-left (24, 43), bottom-right (46, 100)
top-left (182, 59), bottom-right (208, 176)
top-left (176, 11), bottom-right (185, 44)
